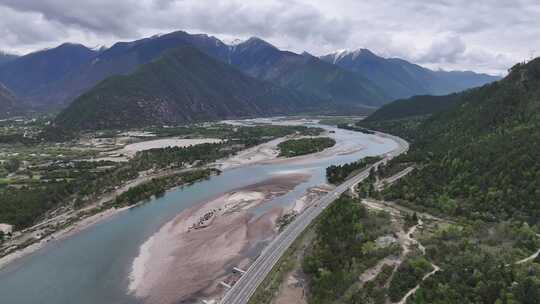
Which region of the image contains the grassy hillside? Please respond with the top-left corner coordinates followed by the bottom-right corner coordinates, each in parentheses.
top-left (54, 46), bottom-right (315, 131)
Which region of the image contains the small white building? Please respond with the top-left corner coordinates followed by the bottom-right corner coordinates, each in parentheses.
top-left (0, 223), bottom-right (13, 235)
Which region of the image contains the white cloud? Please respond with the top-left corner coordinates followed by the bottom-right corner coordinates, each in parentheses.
top-left (0, 0), bottom-right (538, 74)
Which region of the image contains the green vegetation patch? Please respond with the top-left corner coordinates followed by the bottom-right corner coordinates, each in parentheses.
top-left (326, 156), bottom-right (381, 185)
top-left (388, 255), bottom-right (434, 302)
top-left (112, 169), bottom-right (218, 207)
top-left (278, 137), bottom-right (336, 157)
top-left (302, 196), bottom-right (397, 304)
top-left (408, 221), bottom-right (540, 304)
top-left (364, 94), bottom-right (462, 122)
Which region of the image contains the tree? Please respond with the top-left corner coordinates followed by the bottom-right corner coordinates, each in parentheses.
top-left (4, 158), bottom-right (20, 173)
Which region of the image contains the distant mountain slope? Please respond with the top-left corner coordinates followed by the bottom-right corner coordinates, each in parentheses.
top-left (0, 82), bottom-right (20, 118)
top-left (0, 43), bottom-right (98, 105)
top-left (229, 39), bottom-right (389, 107)
top-left (0, 52), bottom-right (18, 67)
top-left (53, 31), bottom-right (232, 106)
top-left (361, 58), bottom-right (540, 221)
top-left (55, 47), bottom-right (314, 130)
top-left (364, 94), bottom-right (462, 122)
top-left (321, 49), bottom-right (500, 100)
top-left (0, 32), bottom-right (228, 109)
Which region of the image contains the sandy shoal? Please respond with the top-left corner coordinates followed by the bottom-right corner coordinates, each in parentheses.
top-left (128, 173), bottom-right (310, 304)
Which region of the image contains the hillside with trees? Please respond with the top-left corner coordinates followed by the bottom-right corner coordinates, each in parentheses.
top-left (359, 58), bottom-right (540, 223)
top-left (363, 93), bottom-right (462, 122)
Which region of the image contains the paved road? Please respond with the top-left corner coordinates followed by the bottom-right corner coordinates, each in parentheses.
top-left (220, 132), bottom-right (409, 304)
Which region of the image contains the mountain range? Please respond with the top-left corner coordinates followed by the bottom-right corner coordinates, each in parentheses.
top-left (321, 49), bottom-right (500, 100)
top-left (54, 47), bottom-right (315, 130)
top-left (0, 32), bottom-right (392, 110)
top-left (0, 30), bottom-right (501, 129)
top-left (1, 31), bottom-right (498, 109)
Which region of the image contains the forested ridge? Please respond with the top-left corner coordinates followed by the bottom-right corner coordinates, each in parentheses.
top-left (363, 93), bottom-right (462, 122)
top-left (344, 58), bottom-right (540, 303)
top-left (360, 58), bottom-right (540, 224)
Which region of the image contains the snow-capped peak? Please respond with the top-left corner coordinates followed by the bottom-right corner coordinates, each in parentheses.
top-left (331, 49), bottom-right (350, 64)
top-left (222, 38), bottom-right (245, 47)
top-left (327, 48), bottom-right (374, 63)
top-left (90, 45), bottom-right (108, 52)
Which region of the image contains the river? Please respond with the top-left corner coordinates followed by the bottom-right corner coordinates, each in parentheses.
top-left (0, 121), bottom-right (397, 304)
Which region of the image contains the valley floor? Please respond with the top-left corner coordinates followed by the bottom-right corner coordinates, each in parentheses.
top-left (1, 117), bottom-right (382, 304)
top-left (0, 119), bottom-right (325, 270)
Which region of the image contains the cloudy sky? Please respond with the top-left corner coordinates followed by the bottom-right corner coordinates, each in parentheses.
top-left (1, 0), bottom-right (538, 75)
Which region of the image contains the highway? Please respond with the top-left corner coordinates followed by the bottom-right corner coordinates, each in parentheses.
top-left (220, 131), bottom-right (409, 304)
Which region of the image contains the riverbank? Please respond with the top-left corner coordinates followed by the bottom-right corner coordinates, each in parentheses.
top-left (128, 173), bottom-right (311, 304)
top-left (0, 168), bottom-right (219, 270)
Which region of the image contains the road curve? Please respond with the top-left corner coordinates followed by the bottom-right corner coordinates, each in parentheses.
top-left (220, 131), bottom-right (409, 304)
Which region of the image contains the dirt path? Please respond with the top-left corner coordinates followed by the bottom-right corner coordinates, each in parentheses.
top-left (358, 257), bottom-right (400, 285)
top-left (392, 218), bottom-right (439, 304)
top-left (516, 249), bottom-right (540, 264)
top-left (360, 199), bottom-right (440, 304)
top-left (396, 264), bottom-right (440, 304)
